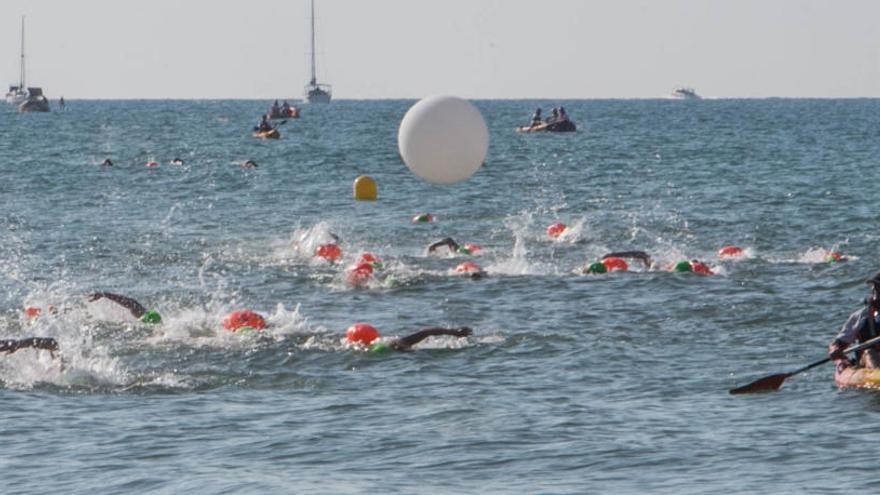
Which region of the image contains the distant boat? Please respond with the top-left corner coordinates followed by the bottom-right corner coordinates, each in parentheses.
top-left (18, 87), bottom-right (50, 112)
top-left (5, 16), bottom-right (28, 105)
top-left (303, 0), bottom-right (331, 104)
top-left (670, 87), bottom-right (701, 100)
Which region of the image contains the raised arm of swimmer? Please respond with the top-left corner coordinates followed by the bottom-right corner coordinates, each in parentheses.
top-left (1, 337), bottom-right (59, 358)
top-left (88, 292), bottom-right (147, 318)
top-left (391, 327), bottom-right (472, 350)
top-left (602, 251), bottom-right (653, 268)
top-left (427, 237), bottom-right (460, 254)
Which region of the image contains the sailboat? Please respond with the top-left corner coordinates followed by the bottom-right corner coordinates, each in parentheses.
top-left (303, 0), bottom-right (331, 103)
top-left (5, 16), bottom-right (28, 105)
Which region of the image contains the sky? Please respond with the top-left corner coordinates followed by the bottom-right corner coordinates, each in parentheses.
top-left (2, 0), bottom-right (880, 99)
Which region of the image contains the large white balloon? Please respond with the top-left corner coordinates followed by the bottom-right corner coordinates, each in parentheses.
top-left (397, 96), bottom-right (489, 185)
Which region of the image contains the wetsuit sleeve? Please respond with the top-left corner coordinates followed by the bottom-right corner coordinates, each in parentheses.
top-left (89, 292), bottom-right (147, 318)
top-left (391, 327), bottom-right (472, 350)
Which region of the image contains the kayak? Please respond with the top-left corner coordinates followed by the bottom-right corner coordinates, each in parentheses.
top-left (253, 129), bottom-right (280, 139)
top-left (516, 120), bottom-right (577, 133)
top-left (834, 366), bottom-right (880, 389)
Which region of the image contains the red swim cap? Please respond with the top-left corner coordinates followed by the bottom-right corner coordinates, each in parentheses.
top-left (718, 245), bottom-right (743, 258)
top-left (546, 223), bottom-right (566, 238)
top-left (315, 243), bottom-right (342, 261)
top-left (602, 257), bottom-right (629, 272)
top-left (346, 263), bottom-right (374, 285)
top-left (346, 322), bottom-right (380, 344)
top-left (454, 261), bottom-right (483, 273)
top-left (691, 260), bottom-right (714, 275)
top-left (223, 309), bottom-right (266, 332)
top-left (24, 306), bottom-right (41, 318)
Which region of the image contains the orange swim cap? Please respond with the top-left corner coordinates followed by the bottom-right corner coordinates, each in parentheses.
top-left (346, 322), bottom-right (380, 344)
top-left (546, 223), bottom-right (566, 238)
top-left (315, 243), bottom-right (342, 261)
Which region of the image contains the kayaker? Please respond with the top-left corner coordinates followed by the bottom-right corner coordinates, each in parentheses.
top-left (828, 271), bottom-right (880, 369)
top-left (255, 114), bottom-right (273, 132)
top-left (345, 323), bottom-right (472, 353)
top-left (530, 108), bottom-right (542, 127)
top-left (1, 337), bottom-right (59, 358)
top-left (87, 292), bottom-right (162, 324)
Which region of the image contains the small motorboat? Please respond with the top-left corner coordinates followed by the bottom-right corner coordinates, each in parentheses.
top-left (269, 106), bottom-right (299, 119)
top-left (253, 128), bottom-right (280, 139)
top-left (516, 119), bottom-right (576, 133)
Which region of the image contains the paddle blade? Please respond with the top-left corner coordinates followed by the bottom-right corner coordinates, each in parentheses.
top-left (729, 373), bottom-right (792, 394)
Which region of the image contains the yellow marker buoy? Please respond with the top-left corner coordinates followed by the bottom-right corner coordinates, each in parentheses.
top-left (353, 175), bottom-right (377, 200)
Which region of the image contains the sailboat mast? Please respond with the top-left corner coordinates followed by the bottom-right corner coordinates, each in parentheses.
top-left (309, 0), bottom-right (317, 86)
top-left (19, 16), bottom-right (26, 89)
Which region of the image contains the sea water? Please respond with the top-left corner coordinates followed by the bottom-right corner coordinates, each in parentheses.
top-left (2, 99), bottom-right (880, 494)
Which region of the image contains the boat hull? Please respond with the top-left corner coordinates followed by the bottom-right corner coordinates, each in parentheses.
top-left (269, 108), bottom-right (299, 119)
top-left (253, 129), bottom-right (280, 139)
top-left (834, 366), bottom-right (880, 389)
top-left (6, 92), bottom-right (27, 105)
top-left (18, 98), bottom-right (49, 112)
top-left (516, 120), bottom-right (577, 133)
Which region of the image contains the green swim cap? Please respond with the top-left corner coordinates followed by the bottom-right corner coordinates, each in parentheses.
top-left (140, 310), bottom-right (162, 324)
top-left (673, 261), bottom-right (692, 273)
top-left (586, 262), bottom-right (607, 274)
top-left (370, 261), bottom-right (384, 270)
top-left (384, 275), bottom-right (399, 288)
top-left (456, 246), bottom-right (472, 255)
top-left (236, 326), bottom-right (256, 333)
top-left (370, 342), bottom-right (391, 353)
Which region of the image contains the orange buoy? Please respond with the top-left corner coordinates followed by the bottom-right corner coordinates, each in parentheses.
top-left (602, 257), bottom-right (629, 272)
top-left (412, 213), bottom-right (434, 223)
top-left (718, 245), bottom-right (743, 258)
top-left (546, 223), bottom-right (566, 238)
top-left (454, 261), bottom-right (483, 274)
top-left (346, 322), bottom-right (380, 344)
top-left (315, 243), bottom-right (342, 261)
top-left (24, 306), bottom-right (41, 318)
top-left (223, 309), bottom-right (266, 332)
top-left (691, 260), bottom-right (714, 275)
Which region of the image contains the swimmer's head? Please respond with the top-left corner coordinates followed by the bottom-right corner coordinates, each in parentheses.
top-left (370, 342), bottom-right (391, 353)
top-left (24, 306), bottom-right (41, 318)
top-left (346, 323), bottom-right (380, 345)
top-left (546, 223), bottom-right (566, 238)
top-left (672, 261), bottom-right (692, 273)
top-left (140, 310), bottom-right (162, 324)
top-left (585, 262), bottom-right (607, 274)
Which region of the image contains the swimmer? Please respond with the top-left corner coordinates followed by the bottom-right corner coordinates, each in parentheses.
top-left (454, 261), bottom-right (487, 279)
top-left (347, 323), bottom-right (472, 352)
top-left (428, 237), bottom-right (481, 255)
top-left (242, 160), bottom-right (258, 168)
top-left (671, 259), bottom-right (714, 275)
top-left (87, 292), bottom-right (162, 324)
top-left (170, 158), bottom-right (184, 165)
top-left (1, 337), bottom-right (59, 358)
top-left (223, 309), bottom-right (266, 332)
top-left (602, 251), bottom-right (654, 268)
top-left (101, 158), bottom-right (114, 167)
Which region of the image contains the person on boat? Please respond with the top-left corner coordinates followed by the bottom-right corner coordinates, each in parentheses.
top-left (270, 100), bottom-right (281, 116)
top-left (281, 100), bottom-right (292, 116)
top-left (829, 271), bottom-right (880, 370)
top-left (1, 337), bottom-right (59, 358)
top-left (558, 106), bottom-right (569, 122)
top-left (87, 292), bottom-right (162, 324)
top-left (530, 108), bottom-right (543, 127)
top-left (346, 323), bottom-right (472, 353)
top-left (255, 114), bottom-right (273, 132)
top-left (547, 107), bottom-right (559, 124)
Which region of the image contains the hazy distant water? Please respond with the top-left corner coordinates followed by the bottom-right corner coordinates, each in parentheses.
top-left (3, 98), bottom-right (880, 494)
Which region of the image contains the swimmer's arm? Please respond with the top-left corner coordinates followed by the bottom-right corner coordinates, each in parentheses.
top-left (87, 292), bottom-right (147, 318)
top-left (427, 238), bottom-right (460, 254)
top-left (602, 251), bottom-right (653, 268)
top-left (391, 327), bottom-right (472, 350)
top-left (1, 337), bottom-right (59, 357)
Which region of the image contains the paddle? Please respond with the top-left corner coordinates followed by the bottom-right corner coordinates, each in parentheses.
top-left (729, 333), bottom-right (880, 394)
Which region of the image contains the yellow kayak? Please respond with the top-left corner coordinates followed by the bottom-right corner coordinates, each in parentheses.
top-left (835, 366), bottom-right (880, 389)
top-left (253, 129), bottom-right (280, 139)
